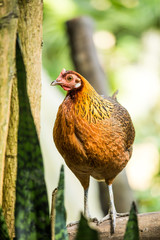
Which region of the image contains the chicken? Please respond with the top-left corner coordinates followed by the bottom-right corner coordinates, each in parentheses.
top-left (51, 68), bottom-right (135, 233)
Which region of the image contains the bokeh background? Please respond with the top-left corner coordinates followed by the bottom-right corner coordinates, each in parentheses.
top-left (41, 0), bottom-right (160, 223)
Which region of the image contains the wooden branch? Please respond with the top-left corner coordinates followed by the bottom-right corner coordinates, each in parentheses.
top-left (67, 212), bottom-right (160, 239)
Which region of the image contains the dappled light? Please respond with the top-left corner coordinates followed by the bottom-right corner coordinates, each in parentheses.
top-left (93, 31), bottom-right (116, 49)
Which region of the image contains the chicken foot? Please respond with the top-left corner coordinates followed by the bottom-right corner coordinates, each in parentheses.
top-left (98, 184), bottom-right (130, 234)
top-left (67, 187), bottom-right (98, 228)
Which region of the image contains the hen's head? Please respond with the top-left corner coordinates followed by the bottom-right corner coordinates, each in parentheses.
top-left (51, 69), bottom-right (82, 92)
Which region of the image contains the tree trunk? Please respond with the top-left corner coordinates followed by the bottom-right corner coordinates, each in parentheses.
top-left (66, 16), bottom-right (109, 95)
top-left (2, 76), bottom-right (19, 238)
top-left (0, 0), bottom-right (43, 239)
top-left (18, 0), bottom-right (42, 135)
top-left (0, 0), bottom-right (18, 206)
top-left (66, 16), bottom-right (134, 214)
top-left (67, 212), bottom-right (160, 240)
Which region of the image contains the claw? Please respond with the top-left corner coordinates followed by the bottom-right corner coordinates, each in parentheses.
top-left (116, 212), bottom-right (129, 217)
top-left (67, 221), bottom-right (79, 227)
top-left (67, 217), bottom-right (98, 228)
top-left (99, 212), bottom-right (129, 234)
top-left (98, 214), bottom-right (110, 224)
top-left (98, 211), bottom-right (116, 234)
top-left (88, 217), bottom-right (99, 223)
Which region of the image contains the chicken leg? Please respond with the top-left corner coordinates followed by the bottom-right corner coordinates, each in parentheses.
top-left (99, 183), bottom-right (129, 234)
top-left (84, 188), bottom-right (98, 223)
top-left (98, 184), bottom-right (116, 234)
top-left (84, 188), bottom-right (90, 218)
top-left (108, 184), bottom-right (117, 234)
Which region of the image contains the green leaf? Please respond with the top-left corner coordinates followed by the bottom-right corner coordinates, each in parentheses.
top-left (55, 165), bottom-right (68, 240)
top-left (15, 38), bottom-right (50, 240)
top-left (123, 202), bottom-right (139, 240)
top-left (0, 207), bottom-right (10, 240)
top-left (75, 214), bottom-right (99, 240)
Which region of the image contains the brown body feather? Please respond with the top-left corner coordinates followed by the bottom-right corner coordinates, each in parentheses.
top-left (53, 74), bottom-right (135, 190)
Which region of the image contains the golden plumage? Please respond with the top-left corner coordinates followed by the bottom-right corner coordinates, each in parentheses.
top-left (52, 69), bottom-right (135, 233)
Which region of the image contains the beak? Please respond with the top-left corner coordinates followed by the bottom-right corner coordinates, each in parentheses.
top-left (50, 80), bottom-right (60, 86)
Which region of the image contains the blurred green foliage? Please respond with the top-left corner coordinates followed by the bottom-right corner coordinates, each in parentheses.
top-left (43, 0), bottom-right (160, 213)
top-left (0, 207), bottom-right (10, 240)
top-left (43, 0), bottom-right (160, 81)
top-left (136, 181), bottom-right (160, 213)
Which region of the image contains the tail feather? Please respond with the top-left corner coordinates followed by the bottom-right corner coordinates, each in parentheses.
top-left (112, 90), bottom-right (119, 100)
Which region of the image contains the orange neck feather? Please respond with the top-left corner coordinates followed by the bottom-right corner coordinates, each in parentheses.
top-left (66, 74), bottom-right (113, 124)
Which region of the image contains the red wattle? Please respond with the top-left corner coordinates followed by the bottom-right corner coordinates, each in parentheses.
top-left (62, 86), bottom-right (71, 91)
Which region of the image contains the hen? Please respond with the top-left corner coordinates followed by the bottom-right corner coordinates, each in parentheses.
top-left (51, 68), bottom-right (135, 233)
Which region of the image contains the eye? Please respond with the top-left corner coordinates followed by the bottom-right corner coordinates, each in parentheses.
top-left (67, 75), bottom-right (73, 81)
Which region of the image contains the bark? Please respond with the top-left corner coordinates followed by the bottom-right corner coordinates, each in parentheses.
top-left (0, 0), bottom-right (18, 206)
top-left (2, 76), bottom-right (19, 238)
top-left (0, 0), bottom-right (43, 239)
top-left (67, 212), bottom-right (160, 240)
top-left (18, 0), bottom-right (43, 135)
top-left (66, 16), bottom-right (134, 213)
